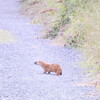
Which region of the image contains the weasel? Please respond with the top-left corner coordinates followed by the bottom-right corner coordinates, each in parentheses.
top-left (34, 61), bottom-right (62, 76)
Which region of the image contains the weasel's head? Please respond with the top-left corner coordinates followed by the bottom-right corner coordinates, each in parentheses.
top-left (34, 61), bottom-right (44, 66)
top-left (34, 61), bottom-right (40, 65)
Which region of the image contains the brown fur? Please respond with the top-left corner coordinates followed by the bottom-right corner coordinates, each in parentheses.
top-left (34, 61), bottom-right (62, 76)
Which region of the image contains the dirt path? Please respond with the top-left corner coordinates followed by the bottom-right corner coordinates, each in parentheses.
top-left (0, 0), bottom-right (99, 100)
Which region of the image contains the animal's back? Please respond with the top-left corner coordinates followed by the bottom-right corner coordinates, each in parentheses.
top-left (49, 64), bottom-right (62, 72)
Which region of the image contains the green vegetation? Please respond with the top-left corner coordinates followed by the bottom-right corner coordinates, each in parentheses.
top-left (20, 0), bottom-right (100, 87)
top-left (0, 29), bottom-right (15, 43)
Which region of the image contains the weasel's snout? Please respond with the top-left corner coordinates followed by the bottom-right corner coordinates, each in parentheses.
top-left (34, 62), bottom-right (37, 64)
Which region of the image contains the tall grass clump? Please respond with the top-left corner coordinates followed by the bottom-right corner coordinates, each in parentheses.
top-left (0, 29), bottom-right (15, 43)
top-left (62, 1), bottom-right (100, 89)
top-left (64, 0), bottom-right (100, 69)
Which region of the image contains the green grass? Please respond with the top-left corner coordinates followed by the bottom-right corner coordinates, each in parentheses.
top-left (64, 0), bottom-right (100, 68)
top-left (0, 29), bottom-right (15, 43)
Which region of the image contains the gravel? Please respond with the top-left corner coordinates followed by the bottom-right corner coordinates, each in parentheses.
top-left (0, 0), bottom-right (99, 100)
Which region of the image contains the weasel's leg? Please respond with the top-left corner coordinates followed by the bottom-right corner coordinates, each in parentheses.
top-left (56, 70), bottom-right (60, 76)
top-left (48, 72), bottom-right (50, 74)
top-left (43, 69), bottom-right (47, 74)
top-left (60, 72), bottom-right (62, 75)
top-left (43, 71), bottom-right (46, 74)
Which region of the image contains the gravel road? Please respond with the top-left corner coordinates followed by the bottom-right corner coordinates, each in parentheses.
top-left (0, 0), bottom-right (99, 100)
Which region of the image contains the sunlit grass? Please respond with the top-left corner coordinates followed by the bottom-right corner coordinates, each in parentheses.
top-left (64, 0), bottom-right (100, 69)
top-left (0, 29), bottom-right (15, 43)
